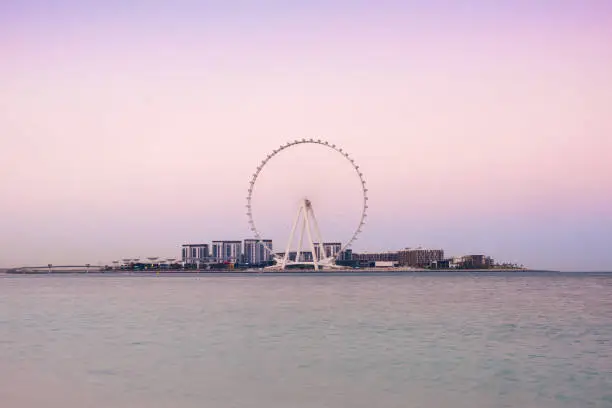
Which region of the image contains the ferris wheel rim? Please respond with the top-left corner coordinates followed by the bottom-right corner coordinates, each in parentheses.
top-left (246, 139), bottom-right (368, 260)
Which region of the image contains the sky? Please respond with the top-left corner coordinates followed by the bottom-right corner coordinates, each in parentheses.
top-left (1, 0), bottom-right (611, 270)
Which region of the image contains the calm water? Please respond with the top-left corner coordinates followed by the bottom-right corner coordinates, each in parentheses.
top-left (1, 273), bottom-right (611, 408)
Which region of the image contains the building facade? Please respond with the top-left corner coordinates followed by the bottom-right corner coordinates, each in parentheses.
top-left (339, 249), bottom-right (353, 261)
top-left (276, 251), bottom-right (314, 262)
top-left (455, 255), bottom-right (494, 269)
top-left (353, 251), bottom-right (399, 262)
top-left (312, 242), bottom-right (343, 260)
top-left (322, 242), bottom-right (342, 258)
top-left (211, 241), bottom-right (242, 263)
top-left (181, 244), bottom-right (209, 264)
top-left (243, 239), bottom-right (273, 265)
top-left (397, 248), bottom-right (444, 267)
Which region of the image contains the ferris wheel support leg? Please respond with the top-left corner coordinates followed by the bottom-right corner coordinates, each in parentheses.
top-left (303, 202), bottom-right (319, 271)
top-left (282, 204), bottom-right (303, 269)
top-left (295, 216), bottom-right (306, 263)
top-left (308, 203), bottom-right (327, 262)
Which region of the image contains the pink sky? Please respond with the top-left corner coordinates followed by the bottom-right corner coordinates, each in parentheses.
top-left (1, 1), bottom-right (611, 269)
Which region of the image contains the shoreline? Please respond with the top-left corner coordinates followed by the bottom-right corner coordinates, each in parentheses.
top-left (3, 268), bottom-right (567, 275)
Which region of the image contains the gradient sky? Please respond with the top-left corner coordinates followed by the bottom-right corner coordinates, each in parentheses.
top-left (1, 1), bottom-right (611, 270)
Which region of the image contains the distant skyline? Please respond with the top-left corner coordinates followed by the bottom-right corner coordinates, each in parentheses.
top-left (1, 1), bottom-right (611, 270)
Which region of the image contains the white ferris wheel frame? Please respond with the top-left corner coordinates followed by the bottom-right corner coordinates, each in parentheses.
top-left (246, 139), bottom-right (368, 262)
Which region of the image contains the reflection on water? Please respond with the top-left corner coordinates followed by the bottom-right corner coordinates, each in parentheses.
top-left (1, 273), bottom-right (611, 408)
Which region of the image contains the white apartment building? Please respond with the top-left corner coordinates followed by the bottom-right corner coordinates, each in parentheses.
top-left (243, 239), bottom-right (273, 264)
top-left (211, 241), bottom-right (242, 263)
top-left (181, 244), bottom-right (209, 264)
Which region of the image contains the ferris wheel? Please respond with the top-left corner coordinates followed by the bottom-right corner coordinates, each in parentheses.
top-left (246, 139), bottom-right (368, 270)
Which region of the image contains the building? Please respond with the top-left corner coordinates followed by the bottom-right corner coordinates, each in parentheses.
top-left (455, 255), bottom-right (494, 269)
top-left (374, 261), bottom-right (399, 268)
top-left (211, 241), bottom-right (242, 263)
top-left (353, 251), bottom-right (399, 262)
top-left (243, 239), bottom-right (273, 265)
top-left (334, 249), bottom-right (358, 267)
top-left (274, 251), bottom-right (314, 262)
top-left (310, 243), bottom-right (342, 260)
top-left (295, 251), bottom-right (314, 262)
top-left (181, 244), bottom-right (209, 264)
top-left (339, 249), bottom-right (353, 261)
top-left (430, 259), bottom-right (450, 269)
top-left (322, 242), bottom-right (342, 258)
top-left (313, 244), bottom-right (321, 260)
top-left (450, 256), bottom-right (464, 268)
top-left (349, 251), bottom-right (399, 268)
top-left (397, 248), bottom-right (444, 267)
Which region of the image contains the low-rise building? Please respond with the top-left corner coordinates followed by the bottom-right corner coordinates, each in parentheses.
top-left (430, 259), bottom-right (450, 269)
top-left (453, 254), bottom-right (494, 269)
top-left (339, 249), bottom-right (353, 261)
top-left (397, 248), bottom-right (444, 267)
top-left (374, 261), bottom-right (399, 268)
top-left (353, 251), bottom-right (399, 262)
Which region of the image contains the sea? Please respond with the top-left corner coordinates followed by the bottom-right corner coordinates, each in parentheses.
top-left (1, 272), bottom-right (611, 408)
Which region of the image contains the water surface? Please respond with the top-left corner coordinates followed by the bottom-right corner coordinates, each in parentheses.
top-left (1, 273), bottom-right (611, 407)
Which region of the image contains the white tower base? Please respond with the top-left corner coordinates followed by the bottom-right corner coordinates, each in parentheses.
top-left (267, 198), bottom-right (339, 271)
